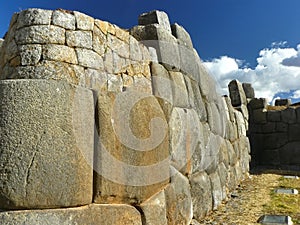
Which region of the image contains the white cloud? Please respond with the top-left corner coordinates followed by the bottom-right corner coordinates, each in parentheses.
top-left (292, 90), bottom-right (300, 99)
top-left (203, 43), bottom-right (300, 103)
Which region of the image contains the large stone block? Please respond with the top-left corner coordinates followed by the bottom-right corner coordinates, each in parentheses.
top-left (248, 98), bottom-right (267, 110)
top-left (130, 24), bottom-right (180, 71)
top-left (190, 172), bottom-right (212, 220)
top-left (93, 92), bottom-right (169, 204)
top-left (138, 10), bottom-right (171, 33)
top-left (275, 98), bottom-right (291, 106)
top-left (169, 71), bottom-right (189, 108)
top-left (288, 124), bottom-right (300, 141)
top-left (139, 191), bottom-right (168, 225)
top-left (171, 23), bottom-right (193, 49)
top-left (165, 167), bottom-right (192, 225)
top-left (228, 80), bottom-right (247, 107)
top-left (279, 142), bottom-right (300, 165)
top-left (190, 79), bottom-right (207, 122)
top-left (209, 172), bottom-right (223, 210)
top-left (267, 110), bottom-right (281, 122)
top-left (169, 108), bottom-right (202, 176)
top-left (0, 204), bottom-right (142, 225)
top-left (281, 108), bottom-right (297, 124)
top-left (0, 80), bottom-right (94, 209)
top-left (17, 8), bottom-right (52, 29)
top-left (52, 9), bottom-right (76, 30)
top-left (242, 83), bottom-right (255, 99)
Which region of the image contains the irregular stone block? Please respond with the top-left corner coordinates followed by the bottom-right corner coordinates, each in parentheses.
top-left (165, 167), bottom-right (193, 225)
top-left (178, 44), bottom-right (199, 80)
top-left (0, 204), bottom-right (142, 225)
top-left (171, 23), bottom-right (193, 49)
top-left (131, 24), bottom-right (180, 71)
top-left (263, 133), bottom-right (288, 150)
top-left (17, 8), bottom-right (52, 29)
top-left (259, 150), bottom-right (280, 166)
top-left (228, 79), bottom-right (247, 107)
top-left (74, 11), bottom-right (94, 31)
top-left (15, 25), bottom-right (65, 45)
top-left (93, 24), bottom-right (107, 56)
top-left (267, 110), bottom-right (281, 122)
top-left (76, 48), bottom-right (103, 70)
top-left (107, 34), bottom-right (129, 59)
top-left (217, 163), bottom-right (229, 200)
top-left (52, 10), bottom-right (76, 30)
top-left (151, 62), bottom-right (173, 120)
top-left (66, 30), bottom-right (93, 49)
top-left (129, 36), bottom-right (143, 61)
top-left (169, 71), bottom-right (189, 108)
top-left (0, 38), bottom-right (4, 48)
top-left (169, 108), bottom-right (202, 176)
top-left (279, 142), bottom-right (300, 165)
top-left (288, 124), bottom-right (300, 141)
top-left (139, 191), bottom-right (168, 225)
top-left (248, 98), bottom-right (267, 110)
top-left (242, 83), bottom-right (255, 98)
top-left (138, 10), bottom-right (171, 33)
top-left (94, 92), bottom-right (169, 204)
top-left (19, 44), bottom-right (42, 65)
top-left (190, 79), bottom-right (207, 122)
top-left (275, 98), bottom-right (291, 106)
top-left (206, 102), bottom-right (226, 137)
top-left (276, 122), bottom-right (288, 132)
top-left (0, 80), bottom-right (94, 209)
top-left (43, 44), bottom-right (78, 64)
top-left (252, 109), bottom-right (267, 124)
top-left (281, 108), bottom-right (297, 124)
top-left (190, 172), bottom-right (212, 220)
top-left (209, 172), bottom-right (223, 210)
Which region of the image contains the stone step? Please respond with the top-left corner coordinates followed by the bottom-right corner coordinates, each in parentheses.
top-left (258, 215), bottom-right (293, 225)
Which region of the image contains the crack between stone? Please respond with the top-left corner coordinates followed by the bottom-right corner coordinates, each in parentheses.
top-left (24, 133), bottom-right (44, 198)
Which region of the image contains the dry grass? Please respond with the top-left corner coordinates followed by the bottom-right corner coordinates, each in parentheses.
top-left (199, 173), bottom-right (300, 225)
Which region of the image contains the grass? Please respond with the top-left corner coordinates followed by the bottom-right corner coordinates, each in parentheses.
top-left (263, 176), bottom-right (300, 224)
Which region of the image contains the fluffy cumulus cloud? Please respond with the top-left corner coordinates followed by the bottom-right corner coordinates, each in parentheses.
top-left (204, 43), bottom-right (300, 103)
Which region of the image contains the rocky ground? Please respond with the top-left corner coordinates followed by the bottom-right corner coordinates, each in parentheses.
top-left (198, 172), bottom-right (300, 225)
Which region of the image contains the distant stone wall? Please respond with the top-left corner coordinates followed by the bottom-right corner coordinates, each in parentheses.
top-left (0, 9), bottom-right (251, 224)
top-left (248, 98), bottom-right (300, 171)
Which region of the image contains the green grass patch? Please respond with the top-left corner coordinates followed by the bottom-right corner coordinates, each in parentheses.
top-left (263, 176), bottom-right (300, 224)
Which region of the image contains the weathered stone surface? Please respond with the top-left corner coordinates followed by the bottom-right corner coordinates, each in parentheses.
top-left (76, 48), bottom-right (103, 70)
top-left (281, 108), bottom-right (297, 124)
top-left (94, 92), bottom-right (169, 204)
top-left (0, 204), bottom-right (142, 225)
top-left (169, 71), bottom-right (189, 108)
top-left (288, 124), bottom-right (300, 141)
top-left (171, 23), bottom-right (193, 49)
top-left (139, 191), bottom-right (168, 225)
top-left (43, 44), bottom-right (78, 64)
top-left (209, 172), bottom-right (223, 210)
top-left (52, 10), bottom-right (75, 30)
top-left (0, 80), bottom-right (94, 209)
top-left (107, 34), bottom-right (130, 58)
top-left (138, 10), bottom-right (171, 33)
top-left (235, 110), bottom-right (247, 138)
top-left (228, 80), bottom-right (247, 107)
top-left (179, 45), bottom-right (199, 80)
top-left (131, 24), bottom-right (180, 70)
top-left (267, 110), bottom-right (281, 122)
top-left (190, 172), bottom-right (212, 220)
top-left (275, 98), bottom-right (291, 106)
top-left (74, 11), bottom-right (94, 31)
top-left (151, 62), bottom-right (173, 119)
top-left (169, 108), bottom-right (202, 176)
top-left (217, 163), bottom-right (229, 200)
top-left (165, 167), bottom-right (193, 225)
top-left (15, 25), bottom-right (65, 45)
top-left (206, 102), bottom-right (225, 136)
top-left (93, 24), bottom-right (107, 56)
top-left (133, 76), bottom-right (152, 94)
top-left (19, 44), bottom-right (42, 65)
top-left (242, 83), bottom-right (255, 99)
top-left (17, 8), bottom-right (52, 29)
top-left (252, 109), bottom-right (267, 124)
top-left (190, 79), bottom-right (207, 122)
top-left (279, 142), bottom-right (300, 165)
top-left (66, 30), bottom-right (93, 49)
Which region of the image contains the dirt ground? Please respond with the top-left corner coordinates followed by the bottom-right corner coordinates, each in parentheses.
top-left (198, 172), bottom-right (300, 225)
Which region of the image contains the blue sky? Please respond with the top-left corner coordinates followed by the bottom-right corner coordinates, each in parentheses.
top-left (1, 0), bottom-right (300, 103)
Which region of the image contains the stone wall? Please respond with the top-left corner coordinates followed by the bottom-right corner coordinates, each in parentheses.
top-left (248, 98), bottom-right (300, 171)
top-left (0, 9), bottom-right (251, 224)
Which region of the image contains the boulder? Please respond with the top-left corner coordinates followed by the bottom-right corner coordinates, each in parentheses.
top-left (0, 80), bottom-right (94, 209)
